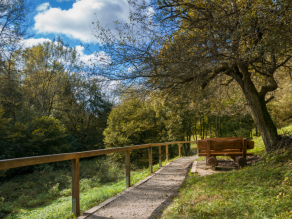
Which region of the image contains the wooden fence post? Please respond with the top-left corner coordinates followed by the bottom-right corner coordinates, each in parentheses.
top-left (148, 146), bottom-right (153, 174)
top-left (166, 144), bottom-right (169, 161)
top-left (178, 143), bottom-right (181, 157)
top-left (159, 146), bottom-right (162, 168)
top-left (125, 149), bottom-right (130, 188)
top-left (72, 159), bottom-right (80, 216)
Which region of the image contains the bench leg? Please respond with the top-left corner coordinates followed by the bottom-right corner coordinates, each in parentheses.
top-left (207, 156), bottom-right (218, 167)
top-left (236, 156), bottom-right (247, 167)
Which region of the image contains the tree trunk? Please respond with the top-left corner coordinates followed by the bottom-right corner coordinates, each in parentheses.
top-left (215, 115), bottom-right (217, 138)
top-left (209, 117), bottom-right (212, 138)
top-left (195, 118), bottom-right (197, 141)
top-left (218, 116), bottom-right (220, 137)
top-left (200, 118), bottom-right (203, 140)
top-left (206, 127), bottom-right (208, 138)
top-left (202, 116), bottom-right (205, 139)
top-left (245, 91), bottom-right (277, 152)
top-left (233, 67), bottom-right (278, 152)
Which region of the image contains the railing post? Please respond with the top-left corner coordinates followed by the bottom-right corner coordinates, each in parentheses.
top-left (179, 143), bottom-right (181, 157)
top-left (125, 149), bottom-right (130, 188)
top-left (148, 145), bottom-right (153, 174)
top-left (72, 159), bottom-right (80, 216)
top-left (159, 146), bottom-right (162, 168)
top-left (166, 144), bottom-right (169, 161)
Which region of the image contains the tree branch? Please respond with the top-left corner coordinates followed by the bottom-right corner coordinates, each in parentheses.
top-left (259, 76), bottom-right (278, 97)
top-left (283, 115), bottom-right (292, 122)
top-left (265, 96), bottom-right (274, 104)
top-left (201, 65), bottom-right (229, 89)
top-left (221, 78), bottom-right (234, 86)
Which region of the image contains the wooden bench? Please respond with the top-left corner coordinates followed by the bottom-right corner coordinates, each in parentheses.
top-left (197, 137), bottom-right (254, 167)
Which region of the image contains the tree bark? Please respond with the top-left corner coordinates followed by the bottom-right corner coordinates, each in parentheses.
top-left (209, 117), bottom-right (211, 138)
top-left (195, 118), bottom-right (197, 141)
top-left (215, 115), bottom-right (217, 138)
top-left (218, 116), bottom-right (220, 137)
top-left (232, 65), bottom-right (278, 152)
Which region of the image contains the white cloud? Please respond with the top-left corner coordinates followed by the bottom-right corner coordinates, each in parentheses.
top-left (21, 38), bottom-right (52, 47)
top-left (34, 0), bottom-right (129, 43)
top-left (75, 45), bottom-right (110, 66)
top-left (21, 38), bottom-right (109, 66)
top-left (36, 2), bottom-right (50, 12)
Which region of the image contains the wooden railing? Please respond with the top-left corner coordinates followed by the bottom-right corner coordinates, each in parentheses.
top-left (0, 141), bottom-right (197, 216)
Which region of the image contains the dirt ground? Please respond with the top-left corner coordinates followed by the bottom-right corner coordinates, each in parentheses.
top-left (196, 156), bottom-right (260, 176)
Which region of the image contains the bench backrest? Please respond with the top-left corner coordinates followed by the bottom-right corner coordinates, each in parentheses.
top-left (198, 138), bottom-right (244, 151)
top-left (198, 137), bottom-right (254, 151)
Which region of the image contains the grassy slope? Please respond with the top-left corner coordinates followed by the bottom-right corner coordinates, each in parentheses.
top-left (1, 158), bottom-right (177, 219)
top-left (162, 126), bottom-right (292, 219)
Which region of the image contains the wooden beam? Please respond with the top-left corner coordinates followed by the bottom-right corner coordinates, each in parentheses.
top-left (166, 144), bottom-right (169, 161)
top-left (158, 146), bottom-right (162, 168)
top-left (0, 144), bottom-right (150, 171)
top-left (199, 152), bottom-right (253, 156)
top-left (179, 143), bottom-right (181, 157)
top-left (0, 141), bottom-right (199, 171)
top-left (72, 159), bottom-right (80, 216)
top-left (148, 146), bottom-right (153, 174)
top-left (125, 149), bottom-right (130, 188)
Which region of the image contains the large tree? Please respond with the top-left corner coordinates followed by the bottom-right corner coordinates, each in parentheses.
top-left (92, 0), bottom-right (292, 152)
top-left (21, 38), bottom-right (79, 116)
top-left (0, 0), bottom-right (32, 57)
top-left (0, 52), bottom-right (22, 124)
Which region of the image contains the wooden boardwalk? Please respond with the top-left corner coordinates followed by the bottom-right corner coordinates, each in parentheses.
top-left (78, 156), bottom-right (197, 219)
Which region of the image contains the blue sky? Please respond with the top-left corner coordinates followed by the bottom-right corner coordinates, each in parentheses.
top-left (25, 0), bottom-right (130, 63)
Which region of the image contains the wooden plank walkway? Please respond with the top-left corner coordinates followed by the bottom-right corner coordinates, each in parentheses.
top-left (78, 156), bottom-right (198, 219)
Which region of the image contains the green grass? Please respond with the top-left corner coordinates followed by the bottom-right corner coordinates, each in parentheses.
top-left (161, 125), bottom-right (292, 219)
top-left (1, 157), bottom-right (178, 219)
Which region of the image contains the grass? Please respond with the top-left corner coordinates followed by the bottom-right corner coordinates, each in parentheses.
top-left (161, 125), bottom-right (292, 219)
top-left (0, 156), bottom-right (178, 219)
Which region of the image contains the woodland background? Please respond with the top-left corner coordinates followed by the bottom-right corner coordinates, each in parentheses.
top-left (1, 0), bottom-right (292, 177)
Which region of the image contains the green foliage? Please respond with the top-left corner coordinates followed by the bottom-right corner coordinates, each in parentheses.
top-left (104, 94), bottom-right (195, 166)
top-left (0, 107), bottom-right (9, 140)
top-left (56, 79), bottom-right (112, 151)
top-left (218, 114), bottom-right (254, 139)
top-left (104, 97), bottom-right (163, 166)
top-left (104, 98), bottom-right (161, 147)
top-left (0, 116), bottom-right (70, 160)
top-left (104, 91), bottom-right (255, 166)
top-left (0, 38), bottom-right (112, 171)
top-left (20, 37), bottom-right (78, 117)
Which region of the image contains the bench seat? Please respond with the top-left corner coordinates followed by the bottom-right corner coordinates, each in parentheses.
top-left (199, 152), bottom-right (254, 156)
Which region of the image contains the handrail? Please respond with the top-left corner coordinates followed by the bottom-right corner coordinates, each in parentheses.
top-left (0, 140), bottom-right (197, 216)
